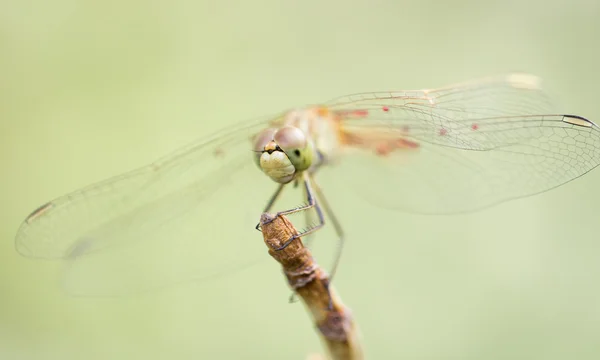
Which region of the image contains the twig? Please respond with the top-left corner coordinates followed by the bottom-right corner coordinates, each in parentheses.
top-left (260, 213), bottom-right (363, 360)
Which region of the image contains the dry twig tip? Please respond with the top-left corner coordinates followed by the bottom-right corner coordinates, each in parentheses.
top-left (260, 213), bottom-right (363, 360)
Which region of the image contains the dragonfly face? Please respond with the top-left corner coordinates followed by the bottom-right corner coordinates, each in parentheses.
top-left (253, 123), bottom-right (315, 184)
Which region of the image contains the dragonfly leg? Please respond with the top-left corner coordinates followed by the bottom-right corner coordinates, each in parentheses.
top-left (280, 170), bottom-right (339, 310)
top-left (311, 179), bottom-right (343, 311)
top-left (313, 179), bottom-right (345, 284)
top-left (271, 172), bottom-right (325, 251)
top-left (255, 183), bottom-right (286, 232)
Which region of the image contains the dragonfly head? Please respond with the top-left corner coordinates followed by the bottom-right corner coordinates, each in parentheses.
top-left (253, 126), bottom-right (314, 184)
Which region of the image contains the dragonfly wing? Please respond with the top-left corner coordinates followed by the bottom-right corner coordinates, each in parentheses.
top-left (15, 115), bottom-right (283, 295)
top-left (329, 74), bottom-right (600, 214)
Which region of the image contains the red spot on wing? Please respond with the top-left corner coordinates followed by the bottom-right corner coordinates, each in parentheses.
top-left (337, 109), bottom-right (369, 118)
top-left (375, 143), bottom-right (393, 156)
top-left (397, 138), bottom-right (419, 149)
top-left (439, 128), bottom-right (448, 136)
top-left (382, 106), bottom-right (389, 112)
top-left (375, 138), bottom-right (419, 157)
top-left (471, 123), bottom-right (479, 131)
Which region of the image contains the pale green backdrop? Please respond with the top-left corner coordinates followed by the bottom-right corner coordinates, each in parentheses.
top-left (2, 1), bottom-right (599, 359)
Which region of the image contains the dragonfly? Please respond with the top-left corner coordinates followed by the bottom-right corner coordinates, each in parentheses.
top-left (15, 73), bottom-right (600, 297)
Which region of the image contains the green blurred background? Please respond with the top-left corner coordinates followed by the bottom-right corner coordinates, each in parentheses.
top-left (2, 0), bottom-right (600, 359)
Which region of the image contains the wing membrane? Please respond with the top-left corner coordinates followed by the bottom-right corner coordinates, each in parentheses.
top-left (15, 115), bottom-right (282, 295)
top-left (328, 73), bottom-right (600, 213)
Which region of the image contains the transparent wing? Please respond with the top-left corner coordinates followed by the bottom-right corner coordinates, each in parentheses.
top-left (327, 73), bottom-right (600, 214)
top-left (15, 114), bottom-right (284, 296)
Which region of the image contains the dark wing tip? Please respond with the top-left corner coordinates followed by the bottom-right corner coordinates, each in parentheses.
top-left (563, 115), bottom-right (599, 129)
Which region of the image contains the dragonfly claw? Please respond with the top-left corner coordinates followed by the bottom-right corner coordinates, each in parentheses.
top-left (256, 213), bottom-right (280, 232)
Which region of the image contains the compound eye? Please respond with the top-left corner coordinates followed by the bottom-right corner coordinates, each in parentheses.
top-left (274, 126), bottom-right (312, 172)
top-left (274, 126), bottom-right (307, 152)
